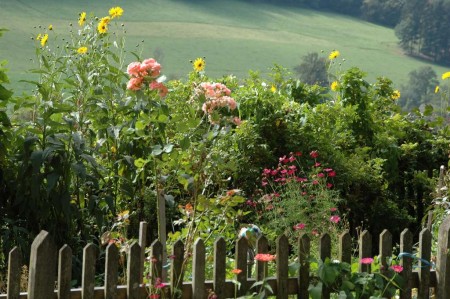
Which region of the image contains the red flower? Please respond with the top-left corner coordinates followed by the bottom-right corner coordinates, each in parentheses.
top-left (293, 223), bottom-right (306, 230)
top-left (390, 265), bottom-right (403, 273)
top-left (330, 215), bottom-right (341, 223)
top-left (310, 151), bottom-right (319, 158)
top-left (318, 172), bottom-right (325, 178)
top-left (326, 183), bottom-right (333, 189)
top-left (328, 170), bottom-right (336, 177)
top-left (255, 253), bottom-right (276, 262)
top-left (294, 152), bottom-right (302, 156)
top-left (149, 294), bottom-right (160, 299)
top-left (360, 257), bottom-right (374, 265)
top-left (231, 268), bottom-right (242, 274)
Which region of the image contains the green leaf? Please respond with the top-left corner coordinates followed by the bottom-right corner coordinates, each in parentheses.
top-left (308, 282), bottom-right (323, 299)
top-left (151, 145), bottom-right (163, 156)
top-left (134, 158), bottom-right (147, 168)
top-left (30, 150), bottom-right (44, 173)
top-left (180, 135), bottom-right (190, 150)
top-left (163, 143), bottom-right (174, 153)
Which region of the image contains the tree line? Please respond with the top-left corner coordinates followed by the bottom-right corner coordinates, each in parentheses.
top-left (244, 0), bottom-right (450, 65)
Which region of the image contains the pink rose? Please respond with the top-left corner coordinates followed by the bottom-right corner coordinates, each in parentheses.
top-left (127, 77), bottom-right (143, 91)
top-left (127, 62), bottom-right (141, 77)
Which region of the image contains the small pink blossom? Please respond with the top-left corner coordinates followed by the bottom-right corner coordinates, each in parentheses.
top-left (314, 162), bottom-right (321, 167)
top-left (311, 229), bottom-right (319, 236)
top-left (330, 207), bottom-right (337, 212)
top-left (310, 151), bottom-right (319, 159)
top-left (312, 180), bottom-right (319, 185)
top-left (390, 265), bottom-right (403, 273)
top-left (318, 172), bottom-right (325, 178)
top-left (330, 215), bottom-right (341, 223)
top-left (328, 171), bottom-right (336, 177)
top-left (293, 223), bottom-right (306, 230)
top-left (127, 62), bottom-right (141, 77)
top-left (127, 77), bottom-right (143, 90)
top-left (327, 183), bottom-right (333, 189)
top-left (233, 117), bottom-right (241, 126)
top-left (360, 257), bottom-right (374, 265)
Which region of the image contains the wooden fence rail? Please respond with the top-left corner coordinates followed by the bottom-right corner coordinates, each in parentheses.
top-left (2, 216), bottom-right (450, 299)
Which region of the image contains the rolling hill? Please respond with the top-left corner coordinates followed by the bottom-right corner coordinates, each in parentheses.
top-left (1, 0), bottom-right (449, 93)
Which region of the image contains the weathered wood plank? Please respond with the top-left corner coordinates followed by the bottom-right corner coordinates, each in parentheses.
top-left (235, 237), bottom-right (248, 296)
top-left (436, 215), bottom-right (450, 299)
top-left (81, 244), bottom-right (97, 299)
top-left (359, 230), bottom-right (372, 273)
top-left (7, 247), bottom-right (21, 299)
top-left (276, 235), bottom-right (289, 299)
top-left (138, 221), bottom-right (147, 284)
top-left (127, 242), bottom-right (141, 299)
top-left (339, 230), bottom-right (351, 264)
top-left (255, 235), bottom-right (268, 281)
top-left (192, 238), bottom-right (205, 299)
top-left (27, 230), bottom-right (57, 299)
top-left (399, 228), bottom-right (413, 299)
top-left (319, 234), bottom-right (331, 299)
top-left (418, 228), bottom-right (431, 299)
top-left (171, 239), bottom-right (185, 298)
top-left (57, 245), bottom-right (72, 299)
top-left (150, 240), bottom-right (163, 284)
top-left (379, 229), bottom-right (392, 276)
top-left (213, 237), bottom-right (226, 298)
top-left (298, 233), bottom-right (310, 299)
top-left (104, 243), bottom-right (119, 299)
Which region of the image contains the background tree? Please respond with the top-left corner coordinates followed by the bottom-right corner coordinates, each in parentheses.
top-left (361, 0), bottom-right (404, 27)
top-left (293, 52), bottom-right (329, 86)
top-left (399, 66), bottom-right (439, 111)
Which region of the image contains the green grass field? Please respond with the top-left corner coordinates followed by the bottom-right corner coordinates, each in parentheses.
top-left (1, 0), bottom-right (449, 93)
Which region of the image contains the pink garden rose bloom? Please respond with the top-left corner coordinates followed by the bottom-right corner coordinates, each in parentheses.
top-left (141, 58), bottom-right (161, 77)
top-left (127, 62), bottom-right (141, 77)
top-left (149, 81), bottom-right (168, 97)
top-left (127, 77), bottom-right (143, 91)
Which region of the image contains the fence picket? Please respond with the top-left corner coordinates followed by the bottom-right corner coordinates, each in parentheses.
top-left (171, 239), bottom-right (185, 297)
top-left (104, 243), bottom-right (119, 299)
top-left (138, 221), bottom-right (148, 284)
top-left (213, 237), bottom-right (226, 298)
top-left (298, 233), bottom-right (310, 298)
top-left (400, 228), bottom-right (413, 299)
top-left (27, 230), bottom-right (56, 299)
top-left (235, 237), bottom-right (249, 296)
top-left (339, 231), bottom-right (351, 264)
top-left (319, 234), bottom-right (331, 299)
top-left (256, 235), bottom-right (268, 281)
top-left (379, 229), bottom-right (392, 276)
top-left (192, 238), bottom-right (205, 299)
top-left (7, 247), bottom-right (20, 299)
top-left (127, 242), bottom-right (141, 299)
top-left (436, 215), bottom-right (450, 299)
top-left (359, 230), bottom-right (372, 273)
top-left (276, 235), bottom-right (289, 299)
top-left (81, 243), bottom-right (96, 299)
top-left (418, 228), bottom-right (432, 299)
top-left (150, 240), bottom-right (163, 283)
top-left (57, 245), bottom-right (72, 299)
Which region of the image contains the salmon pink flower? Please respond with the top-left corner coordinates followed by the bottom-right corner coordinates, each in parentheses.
top-left (127, 62), bottom-right (141, 77)
top-left (390, 265), bottom-right (403, 273)
top-left (231, 268), bottom-right (242, 274)
top-left (255, 253), bottom-right (276, 262)
top-left (127, 77), bottom-right (143, 91)
top-left (360, 257), bottom-right (374, 265)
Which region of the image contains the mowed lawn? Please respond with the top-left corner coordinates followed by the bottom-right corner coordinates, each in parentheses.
top-left (1, 0), bottom-right (448, 93)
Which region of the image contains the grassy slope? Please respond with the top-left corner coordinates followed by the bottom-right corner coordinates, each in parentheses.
top-left (0, 0), bottom-right (448, 93)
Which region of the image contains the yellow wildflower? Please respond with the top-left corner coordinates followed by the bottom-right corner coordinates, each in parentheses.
top-left (329, 50), bottom-right (340, 60)
top-left (391, 90), bottom-right (401, 100)
top-left (109, 6), bottom-right (124, 19)
top-left (442, 72), bottom-right (450, 80)
top-left (77, 46), bottom-right (88, 54)
top-left (40, 34), bottom-right (48, 47)
top-left (36, 33), bottom-right (42, 41)
top-left (331, 81), bottom-right (339, 91)
top-left (48, 24), bottom-right (53, 30)
top-left (97, 22), bottom-right (108, 34)
top-left (100, 16), bottom-right (111, 25)
top-left (78, 12), bottom-right (86, 26)
top-left (271, 85), bottom-right (277, 93)
top-left (193, 57), bottom-right (205, 72)
top-left (435, 86), bottom-right (440, 93)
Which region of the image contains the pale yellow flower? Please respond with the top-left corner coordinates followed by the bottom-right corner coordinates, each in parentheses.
top-left (40, 34), bottom-right (48, 47)
top-left (109, 6), bottom-right (124, 19)
top-left (442, 72), bottom-right (450, 80)
top-left (329, 50), bottom-right (340, 60)
top-left (48, 24), bottom-right (53, 30)
top-left (435, 86), bottom-right (440, 93)
top-left (331, 81), bottom-right (339, 91)
top-left (77, 46), bottom-right (88, 54)
top-left (78, 12), bottom-right (86, 26)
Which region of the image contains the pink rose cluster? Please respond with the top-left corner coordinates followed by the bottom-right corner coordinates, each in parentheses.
top-left (194, 82), bottom-right (241, 125)
top-left (126, 58), bottom-right (168, 97)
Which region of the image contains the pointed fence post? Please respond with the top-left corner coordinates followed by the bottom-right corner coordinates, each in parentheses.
top-left (104, 243), bottom-right (119, 299)
top-left (298, 233), bottom-right (310, 299)
top-left (400, 229), bottom-right (413, 299)
top-left (28, 230), bottom-right (57, 299)
top-left (255, 235), bottom-right (268, 282)
top-left (276, 234), bottom-right (289, 299)
top-left (192, 238), bottom-right (206, 299)
top-left (127, 242), bottom-right (141, 299)
top-left (139, 221), bottom-right (148, 284)
top-left (235, 237), bottom-right (249, 296)
top-left (7, 247), bottom-right (21, 299)
top-left (319, 234), bottom-right (331, 299)
top-left (171, 239), bottom-right (185, 297)
top-left (57, 245), bottom-right (72, 299)
top-left (436, 215), bottom-right (450, 299)
top-left (359, 230), bottom-right (372, 273)
top-left (213, 237), bottom-right (226, 298)
top-left (418, 228), bottom-right (431, 299)
top-left (379, 230), bottom-right (392, 276)
top-left (339, 231), bottom-right (352, 264)
top-left (82, 243), bottom-right (97, 299)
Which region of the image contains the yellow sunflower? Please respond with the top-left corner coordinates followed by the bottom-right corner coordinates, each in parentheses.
top-left (78, 12), bottom-right (86, 26)
top-left (97, 22), bottom-right (108, 34)
top-left (435, 86), bottom-right (440, 93)
top-left (193, 57), bottom-right (206, 72)
top-left (109, 6), bottom-right (124, 19)
top-left (442, 72), bottom-right (450, 80)
top-left (100, 16), bottom-right (111, 25)
top-left (329, 50), bottom-right (340, 60)
top-left (331, 81), bottom-right (339, 91)
top-left (391, 90), bottom-right (401, 100)
top-left (77, 46), bottom-right (88, 54)
top-left (40, 34), bottom-right (48, 47)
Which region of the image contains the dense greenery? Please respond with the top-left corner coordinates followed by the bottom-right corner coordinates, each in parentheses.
top-left (1, 6), bottom-right (450, 293)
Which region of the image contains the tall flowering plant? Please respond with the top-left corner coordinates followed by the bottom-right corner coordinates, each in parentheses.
top-left (258, 151), bottom-right (346, 245)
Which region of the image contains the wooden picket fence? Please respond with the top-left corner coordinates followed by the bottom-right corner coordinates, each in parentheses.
top-left (1, 216), bottom-right (450, 299)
